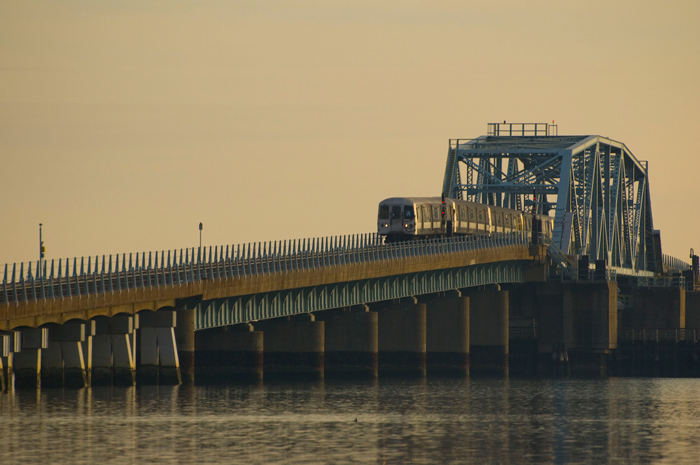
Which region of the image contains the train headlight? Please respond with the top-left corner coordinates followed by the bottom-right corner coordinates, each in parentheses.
top-left (383, 223), bottom-right (388, 228)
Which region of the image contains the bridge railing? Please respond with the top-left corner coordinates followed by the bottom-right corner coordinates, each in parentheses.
top-left (1, 232), bottom-right (531, 305)
top-left (620, 329), bottom-right (700, 343)
top-left (635, 275), bottom-right (686, 289)
top-left (662, 254), bottom-right (691, 272)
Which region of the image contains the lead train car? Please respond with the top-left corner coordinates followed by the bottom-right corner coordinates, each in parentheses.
top-left (377, 196), bottom-right (552, 242)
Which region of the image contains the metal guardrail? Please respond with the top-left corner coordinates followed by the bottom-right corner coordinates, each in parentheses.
top-left (663, 254), bottom-right (691, 272)
top-left (635, 276), bottom-right (686, 288)
top-left (2, 232), bottom-right (531, 305)
top-left (486, 122), bottom-right (556, 137)
top-left (620, 329), bottom-right (700, 343)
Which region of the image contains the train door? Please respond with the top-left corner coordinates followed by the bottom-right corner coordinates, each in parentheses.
top-left (415, 204), bottom-right (423, 234)
top-left (390, 204), bottom-right (402, 233)
top-left (433, 204), bottom-right (441, 233)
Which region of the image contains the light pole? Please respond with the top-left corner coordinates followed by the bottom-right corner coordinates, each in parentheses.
top-left (198, 222), bottom-right (203, 262)
top-left (39, 223), bottom-right (45, 279)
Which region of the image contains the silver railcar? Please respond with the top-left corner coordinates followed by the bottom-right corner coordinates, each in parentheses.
top-left (377, 196), bottom-right (552, 242)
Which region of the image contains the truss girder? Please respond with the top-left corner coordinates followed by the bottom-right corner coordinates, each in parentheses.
top-left (443, 135), bottom-right (657, 273)
top-left (195, 261), bottom-right (528, 329)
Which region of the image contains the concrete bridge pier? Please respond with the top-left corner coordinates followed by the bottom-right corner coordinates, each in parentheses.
top-left (625, 287), bottom-right (685, 330)
top-left (422, 292), bottom-right (470, 376)
top-left (467, 288), bottom-right (509, 376)
top-left (260, 314), bottom-right (325, 379)
top-left (0, 333), bottom-right (7, 391)
top-left (41, 322), bottom-right (88, 388)
top-left (13, 327), bottom-right (48, 388)
top-left (195, 324), bottom-right (264, 383)
top-left (562, 281), bottom-right (617, 376)
top-left (686, 291), bottom-right (700, 329)
top-left (377, 299), bottom-right (427, 377)
top-left (176, 308), bottom-right (195, 384)
top-left (137, 310), bottom-right (180, 385)
top-left (92, 315), bottom-right (137, 386)
top-left (318, 306), bottom-right (378, 378)
top-left (0, 330), bottom-right (20, 391)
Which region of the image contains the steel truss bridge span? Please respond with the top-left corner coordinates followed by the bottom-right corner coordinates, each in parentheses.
top-left (442, 127), bottom-right (657, 274)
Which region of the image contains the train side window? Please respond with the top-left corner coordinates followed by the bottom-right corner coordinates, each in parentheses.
top-left (391, 206), bottom-right (401, 220)
top-left (379, 205), bottom-right (390, 219)
top-left (416, 207), bottom-right (422, 222)
top-left (505, 214), bottom-right (510, 226)
top-left (404, 206), bottom-right (414, 219)
top-left (424, 206), bottom-right (431, 222)
top-left (434, 205), bottom-right (440, 220)
top-left (469, 208), bottom-right (475, 220)
top-left (478, 210), bottom-right (483, 221)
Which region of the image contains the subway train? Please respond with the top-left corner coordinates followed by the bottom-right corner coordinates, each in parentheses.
top-left (377, 196), bottom-right (553, 242)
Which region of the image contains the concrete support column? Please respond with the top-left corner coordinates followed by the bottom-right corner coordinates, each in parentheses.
top-left (628, 287), bottom-right (685, 330)
top-left (260, 314), bottom-right (324, 379)
top-left (92, 315), bottom-right (137, 386)
top-left (41, 322), bottom-right (88, 388)
top-left (0, 331), bottom-right (20, 392)
top-left (195, 324), bottom-right (263, 383)
top-left (137, 310), bottom-right (180, 385)
top-left (377, 299), bottom-right (426, 377)
top-left (686, 291), bottom-right (700, 329)
top-left (80, 321), bottom-right (96, 386)
top-left (13, 327), bottom-right (48, 388)
top-left (423, 293), bottom-right (470, 376)
top-left (175, 308), bottom-right (195, 384)
top-left (563, 282), bottom-right (617, 376)
top-left (468, 289), bottom-right (509, 376)
top-left (0, 333), bottom-right (7, 392)
top-left (319, 306), bottom-right (378, 378)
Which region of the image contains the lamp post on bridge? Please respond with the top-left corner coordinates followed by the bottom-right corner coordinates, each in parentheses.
top-left (198, 222), bottom-right (203, 262)
top-left (39, 223), bottom-right (45, 279)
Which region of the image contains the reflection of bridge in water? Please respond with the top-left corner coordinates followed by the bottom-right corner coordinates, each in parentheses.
top-left (1, 122), bottom-right (698, 390)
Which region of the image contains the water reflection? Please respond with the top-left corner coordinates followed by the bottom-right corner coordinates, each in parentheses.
top-left (2, 378), bottom-right (700, 464)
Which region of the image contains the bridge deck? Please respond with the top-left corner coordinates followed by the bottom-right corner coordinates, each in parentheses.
top-left (1, 233), bottom-right (542, 330)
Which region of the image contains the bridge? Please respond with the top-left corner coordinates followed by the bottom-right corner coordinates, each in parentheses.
top-left (442, 122), bottom-right (659, 275)
top-left (1, 122), bottom-right (698, 389)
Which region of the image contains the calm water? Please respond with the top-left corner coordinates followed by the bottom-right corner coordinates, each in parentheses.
top-left (3, 377), bottom-right (700, 464)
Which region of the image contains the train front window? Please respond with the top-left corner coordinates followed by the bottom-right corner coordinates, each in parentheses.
top-left (391, 206), bottom-right (401, 220)
top-left (379, 205), bottom-right (390, 220)
top-left (403, 206), bottom-right (414, 220)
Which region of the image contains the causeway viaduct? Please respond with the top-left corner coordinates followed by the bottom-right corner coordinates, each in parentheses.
top-left (2, 122), bottom-right (699, 389)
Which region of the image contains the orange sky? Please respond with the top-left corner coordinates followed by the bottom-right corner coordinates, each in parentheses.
top-left (1, 1), bottom-right (699, 267)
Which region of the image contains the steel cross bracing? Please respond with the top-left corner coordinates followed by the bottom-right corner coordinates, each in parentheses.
top-left (442, 134), bottom-right (659, 273)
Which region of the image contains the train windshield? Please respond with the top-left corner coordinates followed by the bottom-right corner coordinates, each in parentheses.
top-left (403, 206), bottom-right (414, 219)
top-left (379, 205), bottom-right (390, 219)
top-left (391, 206), bottom-right (402, 220)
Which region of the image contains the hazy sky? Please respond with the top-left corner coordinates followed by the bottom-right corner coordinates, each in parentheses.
top-left (1, 1), bottom-right (699, 267)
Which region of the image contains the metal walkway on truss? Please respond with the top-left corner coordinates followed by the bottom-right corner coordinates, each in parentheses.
top-left (442, 122), bottom-right (659, 276)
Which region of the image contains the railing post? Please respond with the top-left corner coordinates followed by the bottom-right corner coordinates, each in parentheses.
top-left (2, 274), bottom-right (7, 305)
top-left (162, 261), bottom-right (168, 286)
